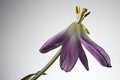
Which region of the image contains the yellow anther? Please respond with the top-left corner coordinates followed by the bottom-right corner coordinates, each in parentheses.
top-left (84, 28), bottom-right (90, 34)
top-left (76, 6), bottom-right (81, 22)
top-left (84, 11), bottom-right (91, 17)
top-left (82, 8), bottom-right (87, 13)
top-left (76, 6), bottom-right (80, 14)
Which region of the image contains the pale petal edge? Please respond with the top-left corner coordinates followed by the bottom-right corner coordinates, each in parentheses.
top-left (60, 35), bottom-right (79, 72)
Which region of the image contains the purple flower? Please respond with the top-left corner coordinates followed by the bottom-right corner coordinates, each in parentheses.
top-left (39, 7), bottom-right (111, 72)
top-left (39, 22), bottom-right (111, 72)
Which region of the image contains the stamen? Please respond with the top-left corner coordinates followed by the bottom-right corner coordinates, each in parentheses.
top-left (82, 8), bottom-right (87, 13)
top-left (76, 6), bottom-right (80, 14)
top-left (78, 8), bottom-right (87, 23)
top-left (76, 6), bottom-right (81, 22)
top-left (84, 11), bottom-right (91, 17)
top-left (81, 8), bottom-right (87, 18)
top-left (84, 28), bottom-right (90, 34)
top-left (76, 6), bottom-right (90, 23)
top-left (81, 24), bottom-right (90, 34)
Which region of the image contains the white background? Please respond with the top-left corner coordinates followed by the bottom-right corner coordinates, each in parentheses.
top-left (0, 0), bottom-right (120, 80)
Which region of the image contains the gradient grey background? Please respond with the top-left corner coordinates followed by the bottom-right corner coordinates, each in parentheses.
top-left (0, 0), bottom-right (120, 80)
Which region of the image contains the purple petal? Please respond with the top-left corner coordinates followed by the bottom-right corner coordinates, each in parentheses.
top-left (78, 42), bottom-right (89, 70)
top-left (80, 33), bottom-right (111, 67)
top-left (40, 30), bottom-right (66, 53)
top-left (60, 35), bottom-right (79, 72)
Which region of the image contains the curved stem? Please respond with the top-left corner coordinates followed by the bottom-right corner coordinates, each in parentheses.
top-left (31, 49), bottom-right (61, 80)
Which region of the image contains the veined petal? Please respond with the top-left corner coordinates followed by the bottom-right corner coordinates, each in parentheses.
top-left (80, 33), bottom-right (111, 67)
top-left (78, 42), bottom-right (89, 70)
top-left (60, 34), bottom-right (79, 72)
top-left (40, 30), bottom-right (66, 53)
top-left (74, 23), bottom-right (89, 70)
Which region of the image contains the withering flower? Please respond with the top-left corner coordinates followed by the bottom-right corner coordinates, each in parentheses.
top-left (39, 7), bottom-right (111, 72)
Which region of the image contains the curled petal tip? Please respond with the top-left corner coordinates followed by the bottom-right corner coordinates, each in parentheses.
top-left (83, 64), bottom-right (89, 71)
top-left (86, 66), bottom-right (89, 71)
top-left (64, 69), bottom-right (70, 72)
top-left (39, 48), bottom-right (46, 53)
top-left (108, 65), bottom-right (112, 67)
top-left (106, 64), bottom-right (112, 67)
top-left (102, 63), bottom-right (112, 68)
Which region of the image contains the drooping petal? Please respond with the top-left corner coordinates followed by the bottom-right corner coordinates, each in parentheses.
top-left (75, 23), bottom-right (89, 70)
top-left (60, 34), bottom-right (79, 72)
top-left (80, 32), bottom-right (111, 67)
top-left (78, 42), bottom-right (89, 70)
top-left (40, 30), bottom-right (66, 53)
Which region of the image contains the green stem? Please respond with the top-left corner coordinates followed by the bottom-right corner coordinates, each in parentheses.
top-left (31, 49), bottom-right (61, 80)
